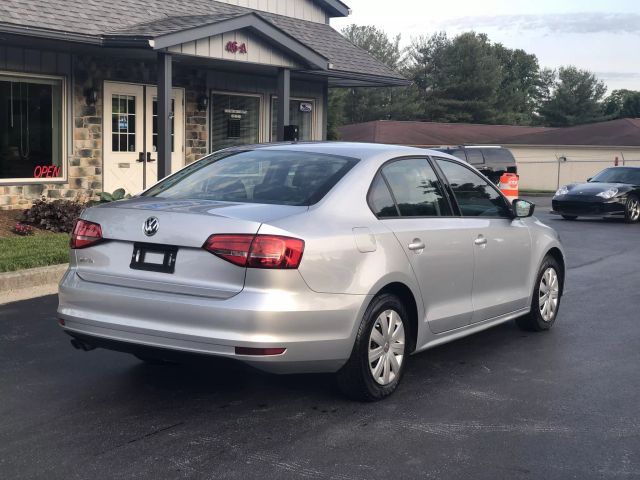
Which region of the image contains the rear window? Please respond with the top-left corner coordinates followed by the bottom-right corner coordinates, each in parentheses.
top-left (480, 148), bottom-right (515, 164)
top-left (143, 150), bottom-right (358, 206)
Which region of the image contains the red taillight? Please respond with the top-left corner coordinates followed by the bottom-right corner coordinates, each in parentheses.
top-left (235, 347), bottom-right (286, 356)
top-left (203, 234), bottom-right (304, 269)
top-left (70, 219), bottom-right (103, 249)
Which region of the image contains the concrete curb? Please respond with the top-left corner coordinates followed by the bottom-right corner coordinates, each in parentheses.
top-left (0, 264), bottom-right (68, 305)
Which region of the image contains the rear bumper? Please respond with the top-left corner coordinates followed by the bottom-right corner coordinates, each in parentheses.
top-left (57, 268), bottom-right (369, 373)
top-left (551, 197), bottom-right (626, 217)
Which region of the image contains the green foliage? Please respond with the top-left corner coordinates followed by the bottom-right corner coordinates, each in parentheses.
top-left (603, 89), bottom-right (640, 118)
top-left (328, 25), bottom-right (420, 137)
top-left (538, 67), bottom-right (608, 126)
top-left (0, 233), bottom-right (69, 272)
top-left (98, 188), bottom-right (130, 203)
top-left (20, 198), bottom-right (85, 233)
top-left (330, 26), bottom-right (621, 131)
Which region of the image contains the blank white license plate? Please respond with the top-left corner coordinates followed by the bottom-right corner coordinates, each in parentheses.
top-left (144, 252), bottom-right (165, 265)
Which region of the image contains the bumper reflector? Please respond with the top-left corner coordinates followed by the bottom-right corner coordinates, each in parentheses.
top-left (235, 347), bottom-right (286, 356)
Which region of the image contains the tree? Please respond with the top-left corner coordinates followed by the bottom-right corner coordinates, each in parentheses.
top-left (327, 25), bottom-right (418, 138)
top-left (539, 67), bottom-right (607, 126)
top-left (406, 32), bottom-right (543, 124)
top-left (603, 89), bottom-right (640, 118)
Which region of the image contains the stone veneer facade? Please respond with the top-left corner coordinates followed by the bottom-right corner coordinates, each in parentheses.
top-left (0, 54), bottom-right (208, 210)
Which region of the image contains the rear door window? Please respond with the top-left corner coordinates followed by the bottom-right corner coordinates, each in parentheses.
top-left (465, 149), bottom-right (484, 165)
top-left (435, 158), bottom-right (511, 218)
top-left (377, 159), bottom-right (452, 217)
top-left (368, 174), bottom-right (400, 218)
top-left (481, 148), bottom-right (515, 164)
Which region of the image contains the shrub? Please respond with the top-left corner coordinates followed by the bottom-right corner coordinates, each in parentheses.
top-left (20, 197), bottom-right (85, 233)
top-left (12, 222), bottom-right (34, 236)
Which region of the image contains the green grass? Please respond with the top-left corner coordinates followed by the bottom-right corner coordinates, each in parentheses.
top-left (0, 233), bottom-right (70, 273)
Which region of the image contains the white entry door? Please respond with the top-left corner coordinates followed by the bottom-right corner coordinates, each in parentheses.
top-left (103, 82), bottom-right (184, 195)
top-left (145, 86), bottom-right (184, 188)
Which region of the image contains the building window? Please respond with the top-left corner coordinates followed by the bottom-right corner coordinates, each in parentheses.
top-left (271, 98), bottom-right (314, 141)
top-left (0, 74), bottom-right (64, 181)
top-left (210, 93), bottom-right (260, 152)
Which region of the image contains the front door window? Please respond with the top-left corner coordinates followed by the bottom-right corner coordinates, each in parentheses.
top-left (111, 94), bottom-right (137, 153)
top-left (210, 93), bottom-right (260, 152)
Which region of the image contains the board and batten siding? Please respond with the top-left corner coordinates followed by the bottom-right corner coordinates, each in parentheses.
top-left (213, 0), bottom-right (327, 23)
top-left (509, 146), bottom-right (640, 191)
top-left (168, 29), bottom-right (301, 69)
top-left (206, 70), bottom-right (325, 142)
top-left (0, 46), bottom-right (71, 77)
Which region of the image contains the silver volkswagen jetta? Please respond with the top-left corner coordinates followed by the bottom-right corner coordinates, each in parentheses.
top-left (58, 142), bottom-right (565, 400)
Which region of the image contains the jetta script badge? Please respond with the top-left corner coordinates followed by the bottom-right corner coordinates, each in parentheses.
top-left (143, 216), bottom-right (159, 236)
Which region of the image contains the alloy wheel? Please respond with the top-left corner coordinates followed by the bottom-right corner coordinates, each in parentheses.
top-left (628, 198), bottom-right (640, 222)
top-left (368, 309), bottom-right (405, 385)
top-left (539, 267), bottom-right (560, 322)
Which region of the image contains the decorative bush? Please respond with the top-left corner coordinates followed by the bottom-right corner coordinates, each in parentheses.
top-left (20, 197), bottom-right (85, 233)
top-left (86, 188), bottom-right (132, 207)
top-left (12, 222), bottom-right (34, 236)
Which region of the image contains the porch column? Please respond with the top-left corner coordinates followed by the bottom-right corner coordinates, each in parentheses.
top-left (157, 52), bottom-right (172, 180)
top-left (276, 67), bottom-right (290, 142)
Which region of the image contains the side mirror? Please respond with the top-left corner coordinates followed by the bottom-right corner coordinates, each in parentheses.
top-left (586, 177), bottom-right (592, 182)
top-left (513, 199), bottom-right (535, 218)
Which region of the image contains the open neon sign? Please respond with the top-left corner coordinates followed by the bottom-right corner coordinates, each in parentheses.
top-left (33, 165), bottom-right (61, 178)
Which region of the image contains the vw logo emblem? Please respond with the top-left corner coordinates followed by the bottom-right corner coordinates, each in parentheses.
top-left (143, 216), bottom-right (159, 236)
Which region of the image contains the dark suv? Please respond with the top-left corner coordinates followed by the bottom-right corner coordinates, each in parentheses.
top-left (433, 146), bottom-right (517, 184)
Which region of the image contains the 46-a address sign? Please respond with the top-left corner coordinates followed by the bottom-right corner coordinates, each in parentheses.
top-left (225, 41), bottom-right (248, 54)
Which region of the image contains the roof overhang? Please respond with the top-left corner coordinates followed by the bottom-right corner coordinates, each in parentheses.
top-left (314, 0), bottom-right (351, 17)
top-left (304, 69), bottom-right (410, 87)
top-left (149, 13), bottom-right (329, 70)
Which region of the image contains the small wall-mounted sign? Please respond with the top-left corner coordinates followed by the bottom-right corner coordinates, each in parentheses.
top-left (225, 41), bottom-right (248, 54)
top-left (299, 102), bottom-right (313, 113)
top-left (118, 163), bottom-right (131, 168)
top-left (33, 165), bottom-right (61, 178)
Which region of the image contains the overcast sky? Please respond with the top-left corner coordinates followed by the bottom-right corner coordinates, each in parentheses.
top-left (331, 0), bottom-right (640, 92)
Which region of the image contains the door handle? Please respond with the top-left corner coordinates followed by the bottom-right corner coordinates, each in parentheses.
top-left (474, 235), bottom-right (487, 246)
top-left (408, 239), bottom-right (426, 251)
top-left (136, 152), bottom-right (145, 163)
top-left (146, 152), bottom-right (156, 163)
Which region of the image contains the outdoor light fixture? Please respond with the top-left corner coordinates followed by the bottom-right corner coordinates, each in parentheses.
top-left (84, 87), bottom-right (98, 105)
top-left (197, 94), bottom-right (208, 111)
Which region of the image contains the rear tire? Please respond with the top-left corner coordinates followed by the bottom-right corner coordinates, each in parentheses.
top-left (561, 215), bottom-right (577, 220)
top-left (336, 293), bottom-right (409, 401)
top-left (516, 255), bottom-right (563, 332)
top-left (624, 194), bottom-right (640, 223)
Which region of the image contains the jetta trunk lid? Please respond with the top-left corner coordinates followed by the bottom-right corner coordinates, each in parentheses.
top-left (73, 198), bottom-right (306, 298)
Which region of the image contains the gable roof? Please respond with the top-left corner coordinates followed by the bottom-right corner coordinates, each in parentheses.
top-left (339, 120), bottom-right (552, 146)
top-left (499, 118), bottom-right (640, 147)
top-left (0, 0), bottom-right (404, 85)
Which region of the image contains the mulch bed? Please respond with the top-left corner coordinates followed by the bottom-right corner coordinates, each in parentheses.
top-left (0, 209), bottom-right (50, 238)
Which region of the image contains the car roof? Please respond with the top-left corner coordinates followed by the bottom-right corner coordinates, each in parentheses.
top-left (226, 141), bottom-right (457, 162)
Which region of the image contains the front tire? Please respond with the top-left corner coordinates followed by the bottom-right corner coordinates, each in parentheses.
top-left (516, 255), bottom-right (563, 331)
top-left (337, 293), bottom-right (409, 401)
top-left (624, 194), bottom-right (640, 223)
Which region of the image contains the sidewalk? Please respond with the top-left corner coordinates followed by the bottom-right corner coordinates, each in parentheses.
top-left (0, 264), bottom-right (67, 305)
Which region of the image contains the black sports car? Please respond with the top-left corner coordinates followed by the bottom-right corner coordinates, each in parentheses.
top-left (552, 166), bottom-right (640, 223)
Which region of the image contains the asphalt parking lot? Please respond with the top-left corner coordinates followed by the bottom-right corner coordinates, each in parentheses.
top-left (1, 197), bottom-right (639, 480)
